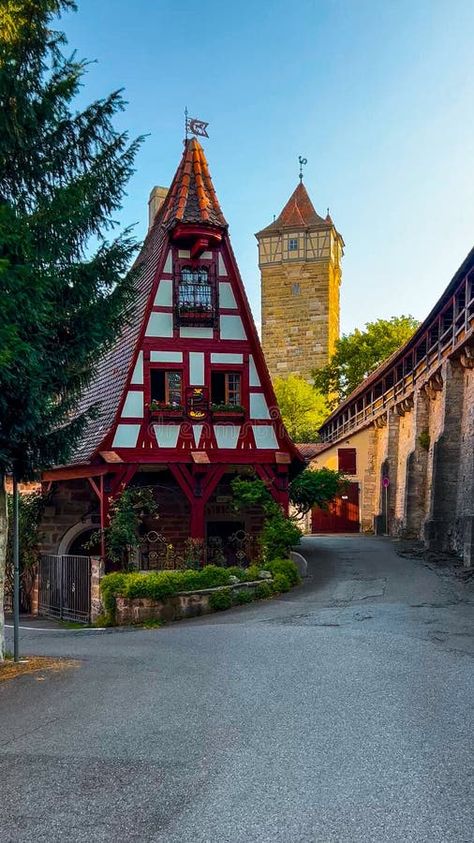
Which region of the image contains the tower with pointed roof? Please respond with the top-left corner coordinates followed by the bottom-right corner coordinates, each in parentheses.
top-left (40, 137), bottom-right (303, 567)
top-left (256, 180), bottom-right (344, 382)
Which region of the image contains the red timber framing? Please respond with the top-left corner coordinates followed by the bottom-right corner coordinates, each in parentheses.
top-left (319, 248), bottom-right (474, 444)
top-left (41, 137), bottom-right (304, 556)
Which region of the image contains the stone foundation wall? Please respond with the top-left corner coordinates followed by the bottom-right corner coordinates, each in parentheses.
top-left (115, 581), bottom-right (264, 625)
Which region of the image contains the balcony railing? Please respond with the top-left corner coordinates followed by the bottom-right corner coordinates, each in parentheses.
top-left (319, 266), bottom-right (474, 444)
top-left (177, 282), bottom-right (215, 326)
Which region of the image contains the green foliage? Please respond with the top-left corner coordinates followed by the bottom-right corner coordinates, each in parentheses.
top-left (261, 510), bottom-right (302, 559)
top-left (230, 475), bottom-right (302, 560)
top-left (99, 558), bottom-right (300, 622)
top-left (0, 1), bottom-right (142, 481)
top-left (99, 571), bottom-right (127, 624)
top-left (88, 487), bottom-right (158, 568)
top-left (271, 572), bottom-right (291, 593)
top-left (418, 431), bottom-right (430, 451)
top-left (225, 566), bottom-right (249, 582)
top-left (264, 558), bottom-right (300, 587)
top-left (230, 476), bottom-right (274, 512)
top-left (313, 315), bottom-right (420, 408)
top-left (273, 375), bottom-right (329, 442)
top-left (290, 467), bottom-right (345, 516)
top-left (183, 538), bottom-right (204, 570)
top-left (255, 581), bottom-right (273, 600)
top-left (210, 403), bottom-right (246, 413)
top-left (208, 588), bottom-right (233, 611)
top-left (233, 589), bottom-right (254, 605)
top-left (121, 572), bottom-right (177, 600)
top-left (6, 489), bottom-right (47, 609)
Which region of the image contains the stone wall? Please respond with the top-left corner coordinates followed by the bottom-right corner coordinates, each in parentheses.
top-left (115, 581), bottom-right (264, 625)
top-left (40, 479), bottom-right (98, 554)
top-left (311, 343), bottom-right (474, 565)
top-left (260, 258), bottom-right (340, 382)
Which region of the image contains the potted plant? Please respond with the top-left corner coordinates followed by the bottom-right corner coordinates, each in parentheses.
top-left (148, 400), bottom-right (184, 419)
top-left (210, 403), bottom-right (246, 420)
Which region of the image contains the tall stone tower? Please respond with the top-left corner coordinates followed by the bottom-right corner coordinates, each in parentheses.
top-left (256, 180), bottom-right (343, 382)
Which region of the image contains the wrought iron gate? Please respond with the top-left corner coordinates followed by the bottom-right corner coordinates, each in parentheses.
top-left (39, 554), bottom-right (91, 623)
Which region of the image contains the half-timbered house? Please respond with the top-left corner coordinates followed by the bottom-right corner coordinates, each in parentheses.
top-left (41, 138), bottom-right (303, 567)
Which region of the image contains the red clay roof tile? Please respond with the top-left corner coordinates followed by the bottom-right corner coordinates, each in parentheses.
top-left (257, 181), bottom-right (330, 234)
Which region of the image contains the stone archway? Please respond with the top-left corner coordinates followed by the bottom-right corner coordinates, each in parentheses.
top-left (57, 519), bottom-right (97, 555)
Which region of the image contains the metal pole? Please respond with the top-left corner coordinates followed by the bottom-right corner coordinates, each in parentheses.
top-left (12, 475), bottom-right (20, 662)
top-left (385, 485), bottom-right (389, 536)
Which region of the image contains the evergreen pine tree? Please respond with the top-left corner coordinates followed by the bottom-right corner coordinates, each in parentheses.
top-left (0, 0), bottom-right (143, 656)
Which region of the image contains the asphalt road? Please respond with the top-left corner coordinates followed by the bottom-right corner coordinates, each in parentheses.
top-left (1, 535), bottom-right (473, 843)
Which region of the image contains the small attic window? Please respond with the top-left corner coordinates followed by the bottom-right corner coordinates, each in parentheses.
top-left (289, 238), bottom-right (298, 252)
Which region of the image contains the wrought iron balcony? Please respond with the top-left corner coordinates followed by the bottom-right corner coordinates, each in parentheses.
top-left (176, 282), bottom-right (215, 326)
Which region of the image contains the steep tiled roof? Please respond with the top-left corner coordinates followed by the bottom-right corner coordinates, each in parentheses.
top-left (69, 210), bottom-right (167, 464)
top-left (162, 137), bottom-right (227, 228)
top-left (66, 138), bottom-right (227, 466)
top-left (257, 182), bottom-right (329, 235)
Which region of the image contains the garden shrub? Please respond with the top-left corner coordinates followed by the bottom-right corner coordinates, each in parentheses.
top-left (264, 558), bottom-right (300, 587)
top-left (209, 588), bottom-right (233, 611)
top-left (99, 559), bottom-right (300, 623)
top-left (122, 572), bottom-right (177, 600)
top-left (255, 581), bottom-right (273, 600)
top-left (194, 565), bottom-right (232, 589)
top-left (225, 566), bottom-right (249, 582)
top-left (233, 589), bottom-right (254, 605)
top-left (271, 572), bottom-right (291, 593)
top-left (100, 572), bottom-right (128, 623)
top-left (261, 511), bottom-right (302, 560)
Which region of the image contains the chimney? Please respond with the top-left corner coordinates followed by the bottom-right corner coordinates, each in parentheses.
top-left (148, 186), bottom-right (168, 229)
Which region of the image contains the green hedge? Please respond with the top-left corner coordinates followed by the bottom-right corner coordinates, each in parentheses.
top-left (99, 559), bottom-right (299, 623)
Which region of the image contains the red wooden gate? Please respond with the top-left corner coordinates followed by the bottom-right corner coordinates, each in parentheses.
top-left (311, 482), bottom-right (360, 533)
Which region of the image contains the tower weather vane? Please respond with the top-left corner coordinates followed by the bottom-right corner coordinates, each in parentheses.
top-left (184, 107), bottom-right (209, 140)
top-left (298, 155), bottom-right (308, 182)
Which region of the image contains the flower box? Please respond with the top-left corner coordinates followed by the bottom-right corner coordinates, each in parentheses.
top-left (149, 405), bottom-right (184, 420)
top-left (211, 406), bottom-right (246, 421)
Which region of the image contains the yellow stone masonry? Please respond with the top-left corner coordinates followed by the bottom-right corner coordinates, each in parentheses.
top-left (256, 183), bottom-right (343, 383)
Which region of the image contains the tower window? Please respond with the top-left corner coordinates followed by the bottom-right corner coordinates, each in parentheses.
top-left (292, 283), bottom-right (301, 295)
top-left (289, 238), bottom-right (298, 252)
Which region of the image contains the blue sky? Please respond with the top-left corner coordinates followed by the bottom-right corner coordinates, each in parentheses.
top-left (62, 0), bottom-right (474, 334)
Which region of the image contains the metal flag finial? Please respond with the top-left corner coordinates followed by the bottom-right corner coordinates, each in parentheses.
top-left (298, 155), bottom-right (308, 182)
top-left (185, 111), bottom-right (209, 139)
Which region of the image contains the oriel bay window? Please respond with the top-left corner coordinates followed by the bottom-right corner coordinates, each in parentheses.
top-left (150, 369), bottom-right (183, 408)
top-left (177, 266), bottom-right (214, 326)
top-left (211, 371), bottom-right (242, 408)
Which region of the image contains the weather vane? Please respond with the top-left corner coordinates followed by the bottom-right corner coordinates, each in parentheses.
top-left (184, 107), bottom-right (209, 140)
top-left (298, 155), bottom-right (308, 182)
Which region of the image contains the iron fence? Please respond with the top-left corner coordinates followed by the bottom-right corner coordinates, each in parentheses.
top-left (39, 554), bottom-right (91, 623)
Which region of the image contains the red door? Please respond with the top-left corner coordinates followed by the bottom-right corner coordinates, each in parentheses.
top-left (311, 482), bottom-right (360, 533)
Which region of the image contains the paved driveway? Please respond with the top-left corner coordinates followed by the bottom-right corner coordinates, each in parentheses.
top-left (1, 536), bottom-right (473, 842)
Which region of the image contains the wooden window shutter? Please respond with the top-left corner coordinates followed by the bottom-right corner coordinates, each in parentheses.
top-left (338, 448), bottom-right (357, 475)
